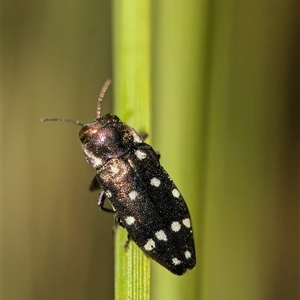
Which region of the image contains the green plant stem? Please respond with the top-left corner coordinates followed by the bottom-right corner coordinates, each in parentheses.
top-left (112, 1), bottom-right (151, 300)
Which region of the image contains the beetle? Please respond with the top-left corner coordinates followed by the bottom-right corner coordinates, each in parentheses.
top-left (42, 80), bottom-right (196, 275)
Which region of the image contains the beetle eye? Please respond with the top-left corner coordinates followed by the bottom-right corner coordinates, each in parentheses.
top-left (79, 127), bottom-right (88, 142)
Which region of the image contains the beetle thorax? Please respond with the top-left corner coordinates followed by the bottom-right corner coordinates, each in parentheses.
top-left (79, 115), bottom-right (138, 169)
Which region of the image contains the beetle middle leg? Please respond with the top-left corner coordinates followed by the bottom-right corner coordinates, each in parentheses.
top-left (113, 216), bottom-right (131, 250)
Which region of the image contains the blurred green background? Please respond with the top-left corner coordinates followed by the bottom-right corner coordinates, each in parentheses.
top-left (2, 1), bottom-right (299, 300)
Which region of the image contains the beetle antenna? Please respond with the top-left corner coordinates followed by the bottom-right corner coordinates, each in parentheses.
top-left (97, 79), bottom-right (112, 119)
top-left (41, 118), bottom-right (84, 126)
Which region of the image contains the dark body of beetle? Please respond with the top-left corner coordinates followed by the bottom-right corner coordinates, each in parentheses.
top-left (79, 114), bottom-right (196, 275)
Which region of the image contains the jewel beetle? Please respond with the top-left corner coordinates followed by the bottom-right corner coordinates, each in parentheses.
top-left (42, 80), bottom-right (196, 275)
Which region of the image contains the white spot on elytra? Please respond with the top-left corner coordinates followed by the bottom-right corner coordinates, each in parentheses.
top-left (125, 216), bottom-right (135, 225)
top-left (150, 177), bottom-right (161, 187)
top-left (135, 150), bottom-right (147, 160)
top-left (185, 250), bottom-right (192, 259)
top-left (144, 239), bottom-right (155, 251)
top-left (182, 218), bottom-right (191, 228)
top-left (172, 257), bottom-right (181, 265)
top-left (155, 230), bottom-right (167, 241)
top-left (111, 164), bottom-right (120, 174)
top-left (105, 190), bottom-right (112, 198)
top-left (172, 189), bottom-right (180, 198)
top-left (171, 221), bottom-right (181, 232)
top-left (128, 190), bottom-right (138, 200)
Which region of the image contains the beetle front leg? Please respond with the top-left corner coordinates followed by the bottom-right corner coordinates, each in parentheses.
top-left (97, 190), bottom-right (115, 213)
